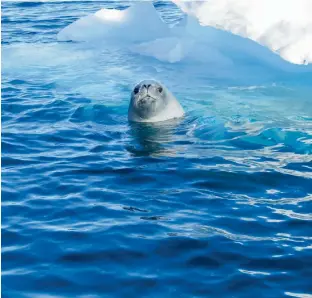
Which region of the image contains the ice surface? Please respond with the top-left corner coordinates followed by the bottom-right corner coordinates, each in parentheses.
top-left (173, 0), bottom-right (312, 65)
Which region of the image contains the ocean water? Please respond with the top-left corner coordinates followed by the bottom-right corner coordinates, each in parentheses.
top-left (1, 1), bottom-right (312, 297)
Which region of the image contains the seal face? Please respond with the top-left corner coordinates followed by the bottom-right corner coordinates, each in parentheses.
top-left (128, 80), bottom-right (184, 123)
top-left (132, 80), bottom-right (166, 119)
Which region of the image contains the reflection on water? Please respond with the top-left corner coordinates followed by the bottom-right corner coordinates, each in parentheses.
top-left (127, 118), bottom-right (182, 157)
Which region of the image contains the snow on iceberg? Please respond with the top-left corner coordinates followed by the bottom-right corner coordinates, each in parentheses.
top-left (172, 0), bottom-right (312, 65)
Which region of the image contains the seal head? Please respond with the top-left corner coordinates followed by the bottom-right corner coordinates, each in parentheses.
top-left (128, 80), bottom-right (184, 123)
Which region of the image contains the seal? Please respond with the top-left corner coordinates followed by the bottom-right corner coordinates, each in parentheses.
top-left (128, 80), bottom-right (184, 122)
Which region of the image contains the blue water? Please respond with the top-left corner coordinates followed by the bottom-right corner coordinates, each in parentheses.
top-left (2, 1), bottom-right (312, 297)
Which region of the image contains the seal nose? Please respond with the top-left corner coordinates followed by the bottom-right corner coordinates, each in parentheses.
top-left (143, 84), bottom-right (152, 91)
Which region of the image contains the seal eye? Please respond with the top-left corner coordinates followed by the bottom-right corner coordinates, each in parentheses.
top-left (133, 86), bottom-right (140, 94)
top-left (158, 86), bottom-right (163, 93)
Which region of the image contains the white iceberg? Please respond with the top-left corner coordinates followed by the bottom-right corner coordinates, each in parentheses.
top-left (57, 0), bottom-right (312, 66)
top-left (172, 0), bottom-right (312, 65)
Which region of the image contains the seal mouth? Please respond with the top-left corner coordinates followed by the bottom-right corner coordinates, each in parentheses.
top-left (136, 95), bottom-right (157, 108)
top-left (135, 95), bottom-right (159, 119)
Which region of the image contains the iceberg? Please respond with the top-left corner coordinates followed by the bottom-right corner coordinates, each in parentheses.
top-left (57, 1), bottom-right (312, 67)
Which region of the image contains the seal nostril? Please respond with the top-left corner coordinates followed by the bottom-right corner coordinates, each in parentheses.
top-left (146, 84), bottom-right (152, 92)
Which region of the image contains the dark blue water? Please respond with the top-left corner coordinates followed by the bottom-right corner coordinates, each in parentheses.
top-left (2, 1), bottom-right (312, 297)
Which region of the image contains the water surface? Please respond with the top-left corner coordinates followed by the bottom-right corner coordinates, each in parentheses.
top-left (2, 1), bottom-right (312, 297)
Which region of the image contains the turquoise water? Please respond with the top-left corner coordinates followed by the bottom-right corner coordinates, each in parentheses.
top-left (2, 1), bottom-right (312, 297)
